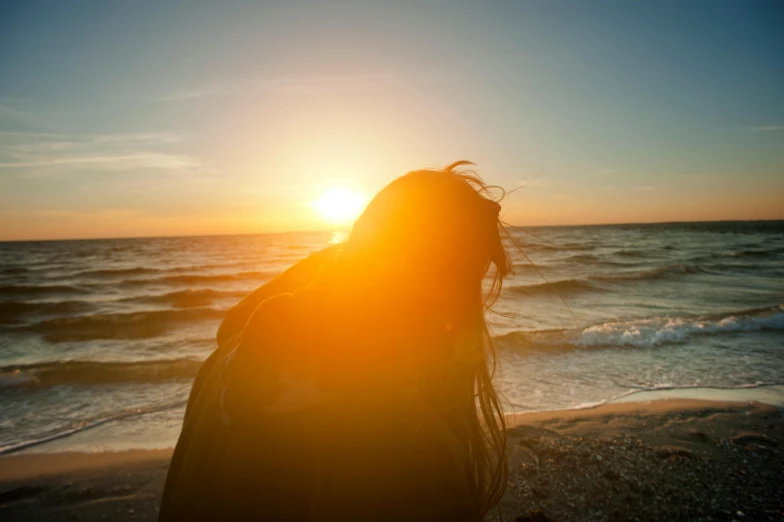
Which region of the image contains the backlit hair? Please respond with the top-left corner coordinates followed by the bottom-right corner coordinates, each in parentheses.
top-left (343, 160), bottom-right (512, 517)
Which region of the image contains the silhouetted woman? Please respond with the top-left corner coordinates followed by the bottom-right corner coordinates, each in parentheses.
top-left (159, 161), bottom-right (512, 521)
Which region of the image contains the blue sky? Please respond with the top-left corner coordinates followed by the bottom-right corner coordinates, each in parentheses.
top-left (1, 0), bottom-right (782, 239)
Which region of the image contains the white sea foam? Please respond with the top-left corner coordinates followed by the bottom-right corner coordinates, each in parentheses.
top-left (0, 398), bottom-right (187, 456)
top-left (507, 382), bottom-right (784, 416)
top-left (575, 305), bottom-right (784, 349)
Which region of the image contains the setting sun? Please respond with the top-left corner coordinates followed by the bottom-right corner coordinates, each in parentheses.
top-left (312, 188), bottom-right (367, 224)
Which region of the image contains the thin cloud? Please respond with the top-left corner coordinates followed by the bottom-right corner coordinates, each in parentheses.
top-left (0, 102), bottom-right (54, 129)
top-left (0, 105), bottom-right (30, 120)
top-left (32, 208), bottom-right (142, 219)
top-left (630, 185), bottom-right (656, 193)
top-left (156, 70), bottom-right (428, 102)
top-left (157, 86), bottom-right (244, 102)
top-left (157, 75), bottom-right (361, 101)
top-left (513, 178), bottom-right (556, 188)
top-left (0, 131), bottom-right (188, 149)
top-left (0, 152), bottom-right (205, 171)
top-left (747, 125), bottom-right (784, 132)
top-left (0, 131), bottom-right (214, 178)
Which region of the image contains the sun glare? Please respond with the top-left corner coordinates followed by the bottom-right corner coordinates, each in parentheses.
top-left (313, 188), bottom-right (367, 224)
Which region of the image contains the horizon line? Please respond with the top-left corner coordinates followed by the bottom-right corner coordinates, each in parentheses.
top-left (1, 217), bottom-right (782, 244)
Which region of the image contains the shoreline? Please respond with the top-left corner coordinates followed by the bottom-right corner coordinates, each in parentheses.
top-left (1, 398), bottom-right (782, 521)
top-left (5, 383), bottom-right (782, 457)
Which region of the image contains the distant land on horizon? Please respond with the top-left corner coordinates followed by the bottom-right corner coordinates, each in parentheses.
top-left (1, 218), bottom-right (781, 244)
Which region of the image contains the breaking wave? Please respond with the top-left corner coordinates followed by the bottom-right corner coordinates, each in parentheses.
top-left (0, 266), bottom-right (30, 276)
top-left (119, 271), bottom-right (276, 287)
top-left (508, 279), bottom-right (597, 296)
top-left (615, 249), bottom-right (647, 258)
top-left (74, 267), bottom-right (163, 278)
top-left (0, 284), bottom-right (89, 298)
top-left (0, 290), bottom-right (245, 325)
top-left (129, 288), bottom-right (247, 308)
top-left (496, 304), bottom-right (784, 351)
top-left (563, 253), bottom-right (599, 263)
top-left (0, 358), bottom-right (204, 389)
top-left (592, 264), bottom-right (701, 281)
top-left (29, 308), bottom-right (225, 342)
top-left (0, 300), bottom-right (94, 324)
top-left (576, 306), bottom-right (784, 349)
top-left (730, 248), bottom-right (778, 258)
top-left (506, 265), bottom-right (702, 296)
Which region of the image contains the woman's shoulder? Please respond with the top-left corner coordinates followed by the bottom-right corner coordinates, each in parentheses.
top-left (216, 245), bottom-right (339, 345)
top-left (244, 292), bottom-right (294, 333)
top-left (222, 298), bottom-right (334, 426)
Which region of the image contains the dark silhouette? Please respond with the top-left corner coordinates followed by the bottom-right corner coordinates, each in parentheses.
top-left (159, 161), bottom-right (513, 521)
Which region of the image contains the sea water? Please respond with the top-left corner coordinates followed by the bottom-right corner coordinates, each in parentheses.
top-left (1, 221), bottom-right (782, 453)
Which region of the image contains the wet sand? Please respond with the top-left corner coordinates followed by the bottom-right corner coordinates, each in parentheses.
top-left (1, 399), bottom-right (781, 522)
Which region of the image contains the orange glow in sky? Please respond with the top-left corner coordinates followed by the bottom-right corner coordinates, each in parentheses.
top-left (0, 3), bottom-right (782, 241)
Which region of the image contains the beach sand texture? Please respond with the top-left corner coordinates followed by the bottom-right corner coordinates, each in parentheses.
top-left (1, 399), bottom-right (781, 522)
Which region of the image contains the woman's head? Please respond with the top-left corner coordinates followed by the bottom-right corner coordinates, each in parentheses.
top-left (346, 161), bottom-right (512, 317)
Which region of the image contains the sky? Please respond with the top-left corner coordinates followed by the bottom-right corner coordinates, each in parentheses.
top-left (1, 0), bottom-right (782, 240)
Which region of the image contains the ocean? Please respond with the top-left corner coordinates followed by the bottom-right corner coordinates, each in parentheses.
top-left (1, 221), bottom-right (783, 454)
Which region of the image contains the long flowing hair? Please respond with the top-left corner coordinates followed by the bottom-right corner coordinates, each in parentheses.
top-left (333, 161), bottom-right (513, 518)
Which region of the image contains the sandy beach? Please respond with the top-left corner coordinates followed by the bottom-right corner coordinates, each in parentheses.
top-left (0, 399), bottom-right (781, 522)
